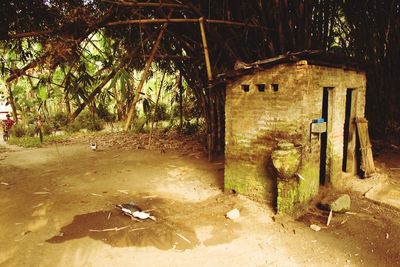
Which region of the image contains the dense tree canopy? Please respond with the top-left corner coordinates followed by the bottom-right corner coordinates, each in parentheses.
top-left (0, 1), bottom-right (399, 148)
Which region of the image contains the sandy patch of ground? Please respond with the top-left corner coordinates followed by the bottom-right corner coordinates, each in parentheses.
top-left (0, 142), bottom-right (400, 267)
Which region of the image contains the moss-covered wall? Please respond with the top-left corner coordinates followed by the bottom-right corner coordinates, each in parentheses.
top-left (225, 62), bottom-right (307, 203)
top-left (224, 60), bottom-right (366, 211)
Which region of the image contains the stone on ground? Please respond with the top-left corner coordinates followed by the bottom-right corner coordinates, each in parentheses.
top-left (320, 194), bottom-right (351, 212)
top-left (330, 194), bottom-right (351, 212)
top-left (226, 208), bottom-right (240, 220)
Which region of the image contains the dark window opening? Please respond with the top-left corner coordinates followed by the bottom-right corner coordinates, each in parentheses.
top-left (271, 83), bottom-right (279, 92)
top-left (256, 84), bottom-right (266, 92)
top-left (320, 87), bottom-right (331, 185)
top-left (342, 89), bottom-right (353, 172)
top-left (241, 84), bottom-right (250, 92)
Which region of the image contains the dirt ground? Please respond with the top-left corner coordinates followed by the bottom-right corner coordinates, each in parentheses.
top-left (0, 137), bottom-right (400, 267)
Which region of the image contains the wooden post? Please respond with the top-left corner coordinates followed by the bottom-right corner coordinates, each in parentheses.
top-left (216, 93), bottom-right (222, 152)
top-left (355, 117), bottom-right (376, 177)
top-left (178, 72), bottom-right (184, 131)
top-left (123, 22), bottom-right (169, 131)
top-left (147, 72), bottom-right (166, 148)
top-left (209, 91), bottom-right (215, 161)
top-left (199, 17), bottom-right (214, 160)
top-left (198, 17), bottom-right (213, 82)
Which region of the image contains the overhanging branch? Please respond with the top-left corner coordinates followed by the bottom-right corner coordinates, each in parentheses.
top-left (5, 30), bottom-right (52, 40)
top-left (6, 18), bottom-right (268, 40)
top-left (106, 18), bottom-right (268, 29)
top-left (100, 0), bottom-right (189, 9)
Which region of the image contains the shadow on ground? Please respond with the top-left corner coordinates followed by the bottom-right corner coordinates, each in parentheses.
top-left (47, 195), bottom-right (240, 250)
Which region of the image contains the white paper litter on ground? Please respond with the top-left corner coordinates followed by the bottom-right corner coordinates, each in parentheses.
top-left (226, 208), bottom-right (240, 220)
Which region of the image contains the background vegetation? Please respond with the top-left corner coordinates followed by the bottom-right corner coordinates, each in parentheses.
top-left (0, 0), bottom-right (399, 148)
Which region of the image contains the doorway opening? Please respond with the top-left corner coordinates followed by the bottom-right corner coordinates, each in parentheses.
top-left (342, 88), bottom-right (360, 175)
top-left (342, 89), bottom-right (353, 172)
top-left (320, 87), bottom-right (333, 185)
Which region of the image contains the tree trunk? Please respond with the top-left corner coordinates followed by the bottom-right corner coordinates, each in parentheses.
top-left (123, 20), bottom-right (169, 131)
top-left (147, 72), bottom-right (166, 148)
top-left (71, 61), bottom-right (125, 120)
top-left (178, 72), bottom-right (184, 131)
top-left (65, 94), bottom-right (71, 116)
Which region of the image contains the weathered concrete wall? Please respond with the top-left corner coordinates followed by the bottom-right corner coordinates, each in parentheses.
top-left (224, 60), bottom-right (366, 211)
top-left (225, 61), bottom-right (312, 205)
top-left (308, 65), bottom-right (366, 188)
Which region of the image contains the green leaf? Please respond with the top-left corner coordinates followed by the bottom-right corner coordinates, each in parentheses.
top-left (13, 85), bottom-right (25, 96)
top-left (38, 86), bottom-right (48, 101)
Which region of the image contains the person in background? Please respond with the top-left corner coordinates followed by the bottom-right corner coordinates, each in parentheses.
top-left (2, 113), bottom-right (14, 130)
top-left (2, 113), bottom-right (14, 140)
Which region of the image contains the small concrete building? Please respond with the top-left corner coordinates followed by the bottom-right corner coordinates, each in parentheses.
top-left (220, 51), bottom-right (366, 213)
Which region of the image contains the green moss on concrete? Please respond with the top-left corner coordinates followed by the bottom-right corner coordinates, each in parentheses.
top-left (297, 162), bottom-right (320, 203)
top-left (226, 154), bottom-right (321, 214)
top-left (271, 149), bottom-right (301, 179)
top-left (277, 179), bottom-right (299, 214)
top-left (225, 162), bottom-right (273, 202)
top-left (226, 157), bottom-right (321, 214)
top-left (276, 161), bottom-right (320, 214)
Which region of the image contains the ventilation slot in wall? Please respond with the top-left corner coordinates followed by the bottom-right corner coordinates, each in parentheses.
top-left (256, 84), bottom-right (266, 92)
top-left (271, 83), bottom-right (279, 92)
top-left (241, 84), bottom-right (250, 92)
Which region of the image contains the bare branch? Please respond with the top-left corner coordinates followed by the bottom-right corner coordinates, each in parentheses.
top-left (7, 30), bottom-right (52, 40)
top-left (107, 18), bottom-right (198, 26)
top-left (5, 18), bottom-right (268, 41)
top-left (100, 0), bottom-right (189, 9)
top-left (106, 18), bottom-right (268, 29)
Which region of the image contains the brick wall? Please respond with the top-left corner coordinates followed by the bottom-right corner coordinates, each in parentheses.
top-left (224, 61), bottom-right (366, 207)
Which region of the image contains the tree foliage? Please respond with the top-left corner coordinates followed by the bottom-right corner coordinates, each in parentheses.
top-left (341, 0), bottom-right (400, 137)
top-left (0, 0), bottom-right (399, 142)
